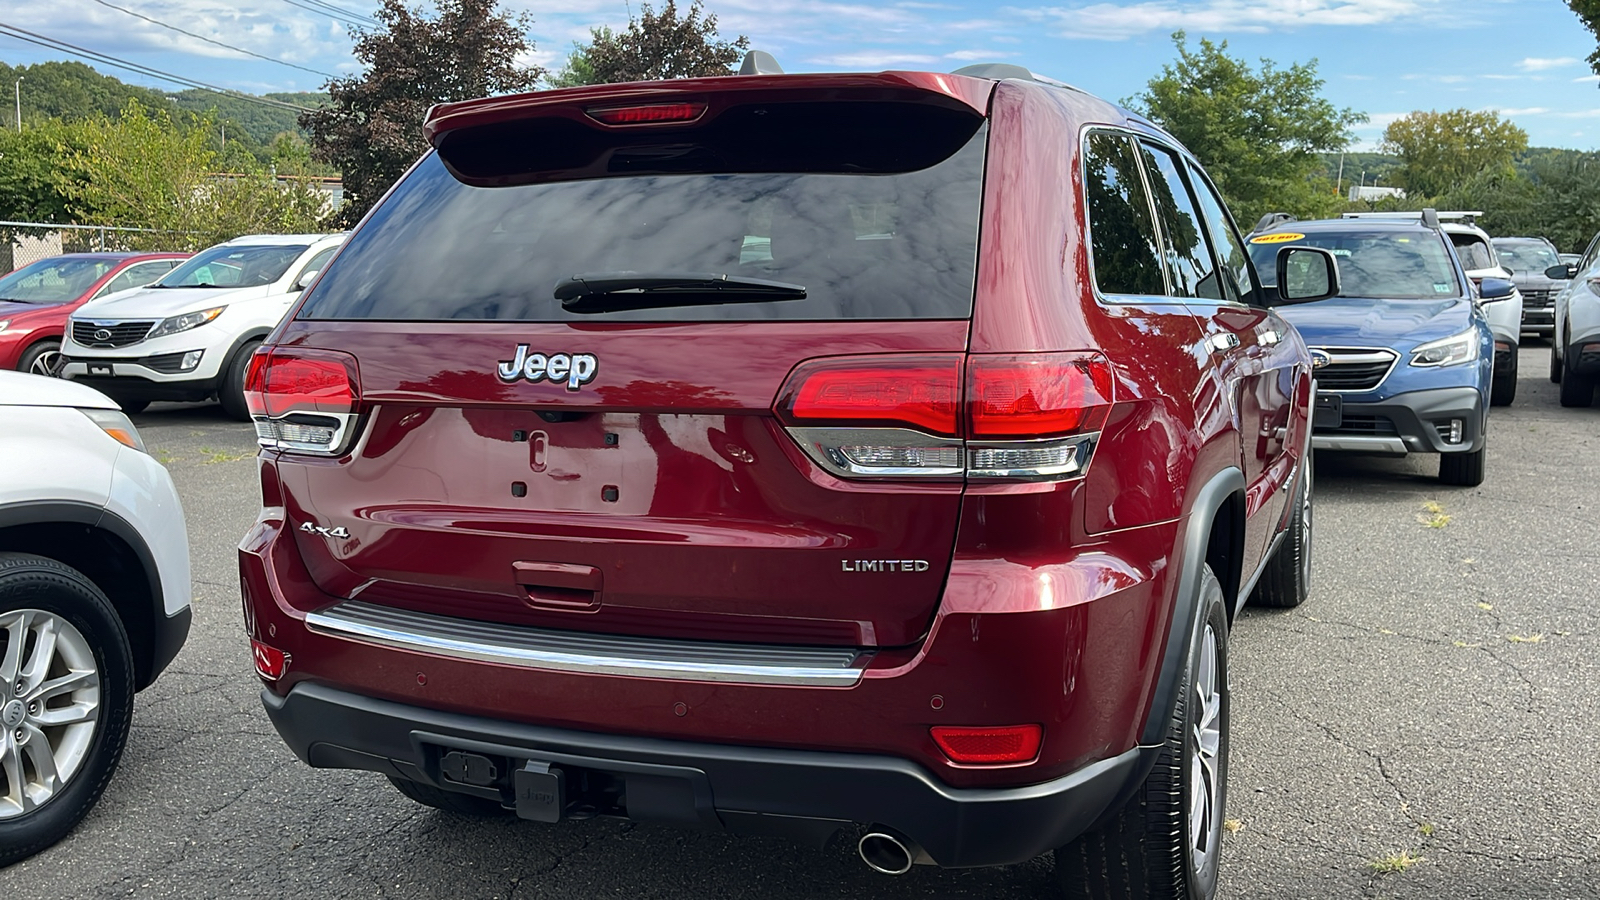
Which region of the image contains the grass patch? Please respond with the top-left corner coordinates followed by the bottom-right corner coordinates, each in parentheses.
top-left (198, 446), bottom-right (254, 465)
top-left (1417, 500), bottom-right (1450, 528)
top-left (1506, 633), bottom-right (1545, 644)
top-left (1417, 822), bottom-right (1435, 837)
top-left (1368, 849), bottom-right (1424, 873)
top-left (1223, 819), bottom-right (1243, 834)
top-left (151, 448), bottom-right (179, 465)
top-left (1477, 602), bottom-right (1493, 611)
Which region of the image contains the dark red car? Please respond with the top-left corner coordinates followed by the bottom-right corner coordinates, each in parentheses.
top-left (240, 61), bottom-right (1328, 899)
top-left (0, 253), bottom-right (189, 375)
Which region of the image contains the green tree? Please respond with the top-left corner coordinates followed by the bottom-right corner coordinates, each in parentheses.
top-left (1130, 32), bottom-right (1365, 227)
top-left (0, 120), bottom-right (87, 227)
top-left (1570, 0), bottom-right (1600, 75)
top-left (1381, 109), bottom-right (1528, 199)
top-left (556, 1), bottom-right (747, 87)
top-left (299, 0), bottom-right (543, 226)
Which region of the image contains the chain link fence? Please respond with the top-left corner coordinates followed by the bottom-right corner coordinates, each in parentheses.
top-left (1, 221), bottom-right (193, 274)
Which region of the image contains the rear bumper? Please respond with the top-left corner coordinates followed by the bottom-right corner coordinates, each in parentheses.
top-left (1312, 386), bottom-right (1485, 455)
top-left (262, 680), bottom-right (1145, 867)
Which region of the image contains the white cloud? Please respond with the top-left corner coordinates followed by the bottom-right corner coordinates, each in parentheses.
top-left (944, 48), bottom-right (1019, 60)
top-left (1517, 56), bottom-right (1579, 71)
top-left (1352, 111), bottom-right (1408, 132)
top-left (1490, 107), bottom-right (1550, 116)
top-left (1575, 74), bottom-right (1600, 83)
top-left (1005, 0), bottom-right (1434, 41)
top-left (805, 51), bottom-right (942, 67)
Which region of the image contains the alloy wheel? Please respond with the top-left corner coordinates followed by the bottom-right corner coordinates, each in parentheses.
top-left (27, 349), bottom-right (62, 378)
top-left (0, 609), bottom-right (101, 818)
top-left (1188, 623), bottom-right (1223, 877)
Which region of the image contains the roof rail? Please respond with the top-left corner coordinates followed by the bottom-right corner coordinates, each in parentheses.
top-left (1339, 208), bottom-right (1449, 229)
top-left (738, 50), bottom-right (784, 75)
top-left (951, 63), bottom-right (1078, 91)
top-left (1253, 212), bottom-right (1297, 233)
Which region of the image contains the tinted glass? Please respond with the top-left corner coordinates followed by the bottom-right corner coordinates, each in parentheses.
top-left (1247, 230), bottom-right (1462, 300)
top-left (1492, 241), bottom-right (1558, 273)
top-left (0, 257), bottom-right (115, 304)
top-left (1140, 143), bottom-right (1220, 299)
top-left (1185, 164), bottom-right (1250, 303)
top-left (296, 246), bottom-right (338, 284)
top-left (300, 129), bottom-right (987, 322)
top-left (99, 260), bottom-right (176, 297)
top-left (1450, 234), bottom-right (1496, 270)
top-left (1083, 133), bottom-right (1166, 296)
top-left (161, 244), bottom-right (308, 288)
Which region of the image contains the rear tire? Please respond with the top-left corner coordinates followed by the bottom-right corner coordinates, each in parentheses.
top-left (1056, 566), bottom-right (1229, 900)
top-left (1249, 456), bottom-right (1312, 609)
top-left (1550, 343), bottom-right (1562, 384)
top-left (217, 340), bottom-right (260, 422)
top-left (1559, 365), bottom-right (1594, 408)
top-left (1490, 348), bottom-right (1517, 407)
top-left (117, 399), bottom-right (149, 415)
top-left (387, 775), bottom-right (509, 817)
top-left (0, 554), bottom-right (135, 867)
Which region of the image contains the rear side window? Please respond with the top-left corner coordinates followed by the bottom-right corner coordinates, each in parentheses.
top-left (299, 124), bottom-right (987, 322)
top-left (1083, 133), bottom-right (1166, 297)
top-left (1138, 142), bottom-right (1221, 300)
top-left (1185, 164), bottom-right (1251, 304)
top-left (1449, 233), bottom-right (1495, 270)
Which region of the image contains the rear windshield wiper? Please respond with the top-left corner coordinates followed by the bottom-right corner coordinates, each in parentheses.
top-left (554, 271), bottom-right (806, 314)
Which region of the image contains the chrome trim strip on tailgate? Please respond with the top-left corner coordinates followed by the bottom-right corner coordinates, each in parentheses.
top-left (304, 600), bottom-right (868, 686)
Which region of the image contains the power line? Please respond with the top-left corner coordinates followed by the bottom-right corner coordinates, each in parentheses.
top-left (85, 0), bottom-right (337, 79)
top-left (277, 0), bottom-right (374, 29)
top-left (0, 22), bottom-right (314, 113)
top-left (297, 0), bottom-right (378, 26)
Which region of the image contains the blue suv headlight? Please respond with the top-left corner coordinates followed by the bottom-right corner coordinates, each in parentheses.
top-left (1408, 328), bottom-right (1478, 368)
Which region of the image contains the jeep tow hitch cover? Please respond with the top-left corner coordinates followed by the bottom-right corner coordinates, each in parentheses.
top-left (514, 761), bottom-right (566, 822)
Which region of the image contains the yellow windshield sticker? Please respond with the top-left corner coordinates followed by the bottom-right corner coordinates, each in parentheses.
top-left (1250, 232), bottom-right (1305, 244)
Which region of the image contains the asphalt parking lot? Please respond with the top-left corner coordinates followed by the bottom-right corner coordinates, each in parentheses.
top-left (3, 339), bottom-right (1598, 899)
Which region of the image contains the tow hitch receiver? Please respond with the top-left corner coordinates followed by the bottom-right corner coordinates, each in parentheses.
top-left (514, 761), bottom-right (566, 822)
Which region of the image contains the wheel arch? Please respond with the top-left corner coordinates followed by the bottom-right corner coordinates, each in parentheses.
top-left (0, 501), bottom-right (177, 690)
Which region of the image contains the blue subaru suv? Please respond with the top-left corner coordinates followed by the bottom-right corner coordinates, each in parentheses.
top-left (1248, 213), bottom-right (1500, 486)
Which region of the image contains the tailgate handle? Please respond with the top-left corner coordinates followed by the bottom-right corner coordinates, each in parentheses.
top-left (514, 561), bottom-right (602, 611)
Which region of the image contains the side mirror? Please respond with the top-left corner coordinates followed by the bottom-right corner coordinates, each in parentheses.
top-left (292, 269), bottom-right (321, 291)
top-left (1275, 246), bottom-right (1341, 304)
top-left (1546, 264), bottom-right (1576, 280)
top-left (1478, 277), bottom-right (1515, 302)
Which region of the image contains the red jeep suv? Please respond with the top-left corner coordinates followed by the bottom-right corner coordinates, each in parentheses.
top-left (239, 60), bottom-right (1324, 899)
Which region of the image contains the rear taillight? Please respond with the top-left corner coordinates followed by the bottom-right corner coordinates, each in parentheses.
top-left (244, 346), bottom-right (362, 455)
top-left (585, 102), bottom-right (708, 126)
top-left (775, 352), bottom-right (1112, 482)
top-left (930, 724), bottom-right (1043, 765)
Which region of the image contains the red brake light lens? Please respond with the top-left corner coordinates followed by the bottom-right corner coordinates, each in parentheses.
top-left (250, 638), bottom-right (289, 681)
top-left (967, 353), bottom-right (1113, 438)
top-left (243, 347), bottom-right (360, 419)
top-left (781, 355), bottom-right (963, 436)
top-left (930, 725), bottom-right (1043, 764)
top-left (586, 102), bottom-right (708, 126)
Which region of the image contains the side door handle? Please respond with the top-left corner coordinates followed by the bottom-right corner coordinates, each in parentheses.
top-left (1208, 333), bottom-right (1240, 354)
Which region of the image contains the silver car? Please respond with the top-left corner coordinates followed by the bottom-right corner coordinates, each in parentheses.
top-left (1492, 236), bottom-right (1564, 336)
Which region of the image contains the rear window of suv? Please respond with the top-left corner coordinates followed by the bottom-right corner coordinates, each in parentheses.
top-left (298, 125), bottom-right (987, 323)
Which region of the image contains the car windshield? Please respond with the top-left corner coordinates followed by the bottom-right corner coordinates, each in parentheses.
top-left (0, 257), bottom-right (116, 304)
top-left (1494, 241), bottom-right (1559, 273)
top-left (159, 244), bottom-right (308, 288)
top-left (1249, 230), bottom-right (1462, 300)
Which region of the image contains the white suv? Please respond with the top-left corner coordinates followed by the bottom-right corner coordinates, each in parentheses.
top-left (60, 234), bottom-right (345, 419)
top-left (0, 371), bottom-right (190, 864)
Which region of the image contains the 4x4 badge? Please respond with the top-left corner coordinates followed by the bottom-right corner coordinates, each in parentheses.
top-left (496, 345), bottom-right (599, 391)
top-left (299, 521), bottom-right (350, 539)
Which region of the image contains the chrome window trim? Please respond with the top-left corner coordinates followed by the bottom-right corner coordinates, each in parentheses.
top-left (305, 601), bottom-right (868, 687)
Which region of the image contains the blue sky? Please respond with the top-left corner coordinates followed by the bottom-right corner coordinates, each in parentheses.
top-left (4, 0), bottom-right (1599, 150)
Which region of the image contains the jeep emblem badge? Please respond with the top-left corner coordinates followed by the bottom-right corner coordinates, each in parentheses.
top-left (496, 345), bottom-right (600, 391)
top-left (1309, 349), bottom-right (1332, 369)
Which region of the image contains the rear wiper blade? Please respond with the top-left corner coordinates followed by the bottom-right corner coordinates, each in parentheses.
top-left (554, 271), bottom-right (806, 314)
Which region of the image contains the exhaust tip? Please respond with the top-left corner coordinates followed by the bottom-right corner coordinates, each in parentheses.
top-left (858, 830), bottom-right (914, 876)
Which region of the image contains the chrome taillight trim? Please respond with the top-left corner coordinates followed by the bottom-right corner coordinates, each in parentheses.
top-left (305, 601), bottom-right (868, 686)
top-left (966, 433), bottom-right (1098, 481)
top-left (252, 411), bottom-right (360, 455)
top-left (786, 426), bottom-right (966, 479)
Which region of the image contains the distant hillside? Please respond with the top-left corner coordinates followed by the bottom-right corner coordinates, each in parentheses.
top-left (2, 60), bottom-right (328, 151)
top-left (1319, 148), bottom-right (1592, 191)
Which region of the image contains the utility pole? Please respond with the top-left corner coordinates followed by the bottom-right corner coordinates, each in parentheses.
top-left (13, 77), bottom-right (21, 132)
top-left (1335, 151), bottom-right (1345, 198)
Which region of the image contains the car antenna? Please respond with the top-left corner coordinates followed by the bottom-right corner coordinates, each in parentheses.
top-left (739, 50), bottom-right (784, 75)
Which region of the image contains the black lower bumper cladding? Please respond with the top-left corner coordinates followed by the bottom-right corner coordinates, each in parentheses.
top-left (263, 682), bottom-right (1144, 868)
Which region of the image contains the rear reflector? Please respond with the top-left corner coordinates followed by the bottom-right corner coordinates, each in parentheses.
top-left (782, 355), bottom-right (963, 436)
top-left (251, 638), bottom-right (289, 681)
top-left (586, 102), bottom-right (708, 126)
top-left (930, 724), bottom-right (1043, 764)
top-left (968, 353), bottom-right (1113, 438)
